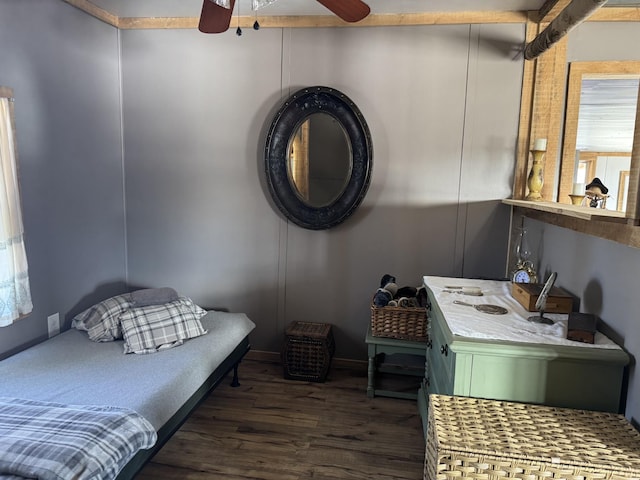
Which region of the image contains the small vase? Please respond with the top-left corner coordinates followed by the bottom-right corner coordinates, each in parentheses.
top-left (525, 149), bottom-right (545, 201)
top-left (568, 194), bottom-right (585, 206)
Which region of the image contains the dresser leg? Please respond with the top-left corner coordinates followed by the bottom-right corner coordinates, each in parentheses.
top-left (367, 355), bottom-right (375, 398)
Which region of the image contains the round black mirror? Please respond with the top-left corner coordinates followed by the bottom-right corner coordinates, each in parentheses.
top-left (265, 86), bottom-right (373, 230)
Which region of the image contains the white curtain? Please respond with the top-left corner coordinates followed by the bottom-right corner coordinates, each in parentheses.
top-left (0, 97), bottom-right (32, 326)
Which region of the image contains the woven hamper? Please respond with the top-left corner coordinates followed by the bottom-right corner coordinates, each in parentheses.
top-left (370, 303), bottom-right (428, 342)
top-left (425, 394), bottom-right (640, 480)
top-left (282, 321), bottom-right (335, 382)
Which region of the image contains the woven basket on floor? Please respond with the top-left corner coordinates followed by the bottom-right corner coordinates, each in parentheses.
top-left (425, 394), bottom-right (640, 480)
top-left (281, 321), bottom-right (335, 382)
top-left (370, 303), bottom-right (428, 342)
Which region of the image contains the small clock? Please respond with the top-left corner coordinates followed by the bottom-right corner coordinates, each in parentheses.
top-left (512, 260), bottom-right (537, 283)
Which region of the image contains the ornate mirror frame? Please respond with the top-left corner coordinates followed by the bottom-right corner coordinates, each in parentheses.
top-left (264, 86), bottom-right (373, 230)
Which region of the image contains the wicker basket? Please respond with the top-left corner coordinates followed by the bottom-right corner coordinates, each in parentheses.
top-left (425, 394), bottom-right (640, 480)
top-left (282, 321), bottom-right (335, 382)
top-left (370, 303), bottom-right (428, 342)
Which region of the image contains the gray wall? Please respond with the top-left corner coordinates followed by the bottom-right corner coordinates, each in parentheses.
top-left (121, 23), bottom-right (522, 356)
top-left (0, 0), bottom-right (126, 358)
top-left (522, 21), bottom-right (640, 424)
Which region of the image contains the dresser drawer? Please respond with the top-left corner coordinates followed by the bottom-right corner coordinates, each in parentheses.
top-left (427, 312), bottom-right (455, 394)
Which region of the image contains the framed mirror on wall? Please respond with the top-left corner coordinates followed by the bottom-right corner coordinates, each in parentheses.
top-left (558, 61), bottom-right (640, 214)
top-left (264, 86), bottom-right (373, 230)
top-left (507, 21), bottom-right (640, 248)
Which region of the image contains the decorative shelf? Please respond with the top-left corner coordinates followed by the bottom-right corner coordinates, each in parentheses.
top-left (503, 199), bottom-right (640, 249)
top-left (503, 199), bottom-right (629, 223)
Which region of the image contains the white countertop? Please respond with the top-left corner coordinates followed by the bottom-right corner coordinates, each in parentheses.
top-left (423, 276), bottom-right (620, 349)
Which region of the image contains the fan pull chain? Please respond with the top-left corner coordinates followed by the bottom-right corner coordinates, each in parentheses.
top-left (253, 3), bottom-right (260, 30)
top-left (236, 0), bottom-right (242, 36)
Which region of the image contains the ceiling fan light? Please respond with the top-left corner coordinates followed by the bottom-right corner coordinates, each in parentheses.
top-left (252, 0), bottom-right (279, 11)
top-left (210, 0), bottom-right (231, 9)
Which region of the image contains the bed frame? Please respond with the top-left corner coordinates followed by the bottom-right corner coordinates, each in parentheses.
top-left (115, 336), bottom-right (251, 479)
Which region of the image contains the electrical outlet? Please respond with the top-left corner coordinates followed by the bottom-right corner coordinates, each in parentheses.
top-left (47, 313), bottom-right (60, 338)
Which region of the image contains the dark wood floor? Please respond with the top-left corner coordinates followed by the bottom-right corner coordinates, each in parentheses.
top-left (136, 356), bottom-right (425, 479)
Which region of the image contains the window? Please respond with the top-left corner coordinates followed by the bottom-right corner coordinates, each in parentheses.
top-left (576, 156), bottom-right (595, 185)
top-left (0, 87), bottom-right (32, 326)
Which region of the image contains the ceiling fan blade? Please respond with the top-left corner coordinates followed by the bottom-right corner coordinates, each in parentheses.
top-left (198, 0), bottom-right (235, 33)
top-left (315, 0), bottom-right (370, 22)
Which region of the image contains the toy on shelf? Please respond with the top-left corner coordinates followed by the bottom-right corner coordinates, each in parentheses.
top-left (584, 177), bottom-right (609, 208)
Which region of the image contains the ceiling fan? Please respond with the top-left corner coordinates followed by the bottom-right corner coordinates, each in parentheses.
top-left (198, 0), bottom-right (371, 34)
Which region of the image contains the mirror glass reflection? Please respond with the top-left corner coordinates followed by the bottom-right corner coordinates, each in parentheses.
top-left (575, 76), bottom-right (639, 211)
top-left (287, 113), bottom-right (352, 208)
top-left (559, 61), bottom-right (640, 213)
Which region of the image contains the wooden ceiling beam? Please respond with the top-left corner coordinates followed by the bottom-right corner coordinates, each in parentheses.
top-left (117, 11), bottom-right (528, 29)
top-left (63, 0), bottom-right (119, 27)
top-left (590, 6), bottom-right (640, 20)
top-left (537, 0), bottom-right (571, 22)
top-left (524, 0), bottom-right (607, 60)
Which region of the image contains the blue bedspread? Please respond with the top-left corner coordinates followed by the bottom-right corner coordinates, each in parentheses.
top-left (0, 397), bottom-right (156, 480)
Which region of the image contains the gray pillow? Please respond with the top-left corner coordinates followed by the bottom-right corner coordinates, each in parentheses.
top-left (130, 287), bottom-right (179, 307)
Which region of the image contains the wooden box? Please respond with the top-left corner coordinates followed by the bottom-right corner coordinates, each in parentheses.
top-left (511, 282), bottom-right (573, 313)
top-left (282, 321), bottom-right (335, 382)
top-left (567, 312), bottom-right (597, 344)
top-left (424, 394), bottom-right (640, 480)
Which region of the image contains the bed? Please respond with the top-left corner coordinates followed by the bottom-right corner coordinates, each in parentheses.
top-left (0, 306), bottom-right (256, 480)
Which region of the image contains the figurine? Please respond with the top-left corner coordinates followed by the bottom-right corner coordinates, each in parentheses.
top-left (585, 177), bottom-right (609, 208)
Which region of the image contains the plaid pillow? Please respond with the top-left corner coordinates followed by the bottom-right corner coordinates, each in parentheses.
top-left (71, 294), bottom-right (132, 342)
top-left (120, 298), bottom-right (208, 354)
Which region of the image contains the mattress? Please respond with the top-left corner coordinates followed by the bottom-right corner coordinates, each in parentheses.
top-left (0, 311), bottom-right (255, 431)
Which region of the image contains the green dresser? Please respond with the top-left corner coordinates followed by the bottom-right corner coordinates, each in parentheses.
top-left (418, 276), bottom-right (630, 434)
